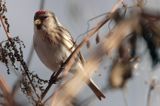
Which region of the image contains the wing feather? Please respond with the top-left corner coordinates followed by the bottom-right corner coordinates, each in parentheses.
top-left (57, 26), bottom-right (85, 65)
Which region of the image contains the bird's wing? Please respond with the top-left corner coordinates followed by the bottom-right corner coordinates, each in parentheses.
top-left (57, 26), bottom-right (85, 65)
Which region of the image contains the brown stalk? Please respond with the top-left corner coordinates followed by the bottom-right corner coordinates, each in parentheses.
top-left (0, 16), bottom-right (11, 39)
top-left (0, 76), bottom-right (11, 96)
top-left (0, 75), bottom-right (15, 106)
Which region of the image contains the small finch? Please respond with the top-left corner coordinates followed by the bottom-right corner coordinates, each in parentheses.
top-left (33, 10), bottom-right (105, 100)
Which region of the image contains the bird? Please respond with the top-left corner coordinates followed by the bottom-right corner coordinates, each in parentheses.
top-left (33, 10), bottom-right (105, 100)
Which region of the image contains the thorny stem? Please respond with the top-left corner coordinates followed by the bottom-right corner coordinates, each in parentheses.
top-left (41, 0), bottom-right (124, 101)
top-left (0, 16), bottom-right (40, 100)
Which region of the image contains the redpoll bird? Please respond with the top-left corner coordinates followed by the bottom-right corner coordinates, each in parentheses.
top-left (33, 10), bottom-right (105, 100)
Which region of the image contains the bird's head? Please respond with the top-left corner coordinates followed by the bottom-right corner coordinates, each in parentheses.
top-left (34, 10), bottom-right (60, 30)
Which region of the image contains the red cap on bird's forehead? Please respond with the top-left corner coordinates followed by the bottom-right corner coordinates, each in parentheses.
top-left (36, 10), bottom-right (47, 15)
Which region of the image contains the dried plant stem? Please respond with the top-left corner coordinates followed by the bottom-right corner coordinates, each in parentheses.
top-left (27, 0), bottom-right (46, 67)
top-left (0, 75), bottom-right (14, 106)
top-left (0, 16), bottom-right (40, 99)
top-left (0, 75), bottom-right (11, 95)
top-left (41, 0), bottom-right (124, 101)
top-left (146, 86), bottom-right (153, 106)
top-left (26, 46), bottom-right (34, 66)
top-left (20, 62), bottom-right (40, 99)
top-left (0, 16), bottom-right (11, 39)
top-left (111, 0), bottom-right (124, 13)
top-left (39, 0), bottom-right (45, 10)
top-left (122, 88), bottom-right (128, 106)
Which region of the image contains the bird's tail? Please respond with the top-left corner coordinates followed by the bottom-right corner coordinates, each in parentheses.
top-left (74, 62), bottom-right (105, 100)
top-left (87, 79), bottom-right (106, 100)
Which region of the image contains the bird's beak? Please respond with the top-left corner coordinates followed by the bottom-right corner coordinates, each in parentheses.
top-left (34, 19), bottom-right (41, 25)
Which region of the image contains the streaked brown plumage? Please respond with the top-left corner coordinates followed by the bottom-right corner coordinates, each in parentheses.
top-left (33, 10), bottom-right (105, 100)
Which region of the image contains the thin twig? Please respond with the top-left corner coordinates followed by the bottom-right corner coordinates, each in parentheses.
top-left (26, 46), bottom-right (34, 66)
top-left (0, 16), bottom-right (11, 39)
top-left (146, 77), bottom-right (157, 106)
top-left (111, 0), bottom-right (124, 13)
top-left (122, 88), bottom-right (129, 106)
top-left (39, 0), bottom-right (45, 10)
top-left (146, 87), bottom-right (152, 106)
top-left (75, 12), bottom-right (107, 43)
top-left (27, 0), bottom-right (46, 66)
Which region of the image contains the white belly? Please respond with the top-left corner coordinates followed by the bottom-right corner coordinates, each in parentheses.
top-left (33, 32), bottom-right (70, 72)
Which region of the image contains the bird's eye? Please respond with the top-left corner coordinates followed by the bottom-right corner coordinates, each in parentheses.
top-left (40, 16), bottom-right (48, 20)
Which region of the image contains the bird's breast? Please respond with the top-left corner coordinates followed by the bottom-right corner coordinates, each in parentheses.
top-left (33, 31), bottom-right (70, 72)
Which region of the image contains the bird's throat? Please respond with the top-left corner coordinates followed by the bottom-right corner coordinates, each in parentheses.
top-left (36, 24), bottom-right (42, 30)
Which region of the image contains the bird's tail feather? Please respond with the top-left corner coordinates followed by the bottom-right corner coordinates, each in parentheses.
top-left (87, 79), bottom-right (106, 100)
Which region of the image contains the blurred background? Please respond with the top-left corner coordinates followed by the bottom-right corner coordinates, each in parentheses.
top-left (0, 0), bottom-right (160, 106)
